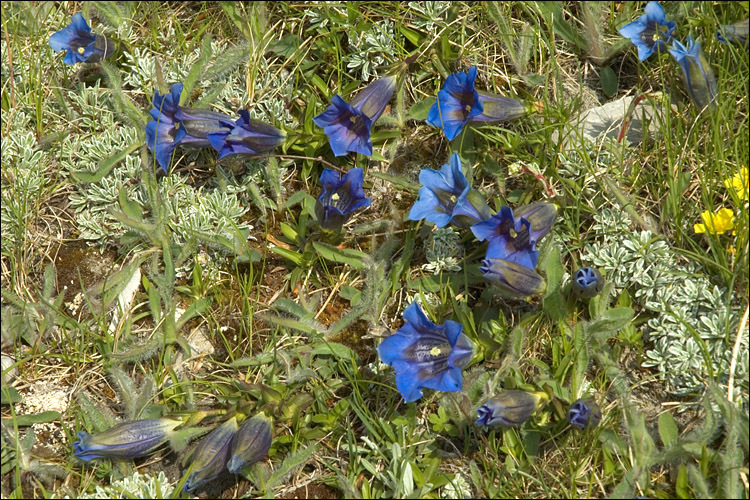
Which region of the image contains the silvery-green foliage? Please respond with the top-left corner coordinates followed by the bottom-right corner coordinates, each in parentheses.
top-left (408, 2), bottom-right (451, 36)
top-left (234, 57), bottom-right (299, 128)
top-left (63, 471), bottom-right (174, 499)
top-left (0, 114), bottom-right (53, 248)
top-left (345, 20), bottom-right (396, 80)
top-left (423, 227), bottom-right (463, 274)
top-left (441, 473), bottom-right (472, 499)
top-left (581, 209), bottom-right (748, 399)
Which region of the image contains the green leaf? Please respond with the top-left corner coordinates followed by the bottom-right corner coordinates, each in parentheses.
top-left (370, 171), bottom-right (420, 193)
top-left (268, 246), bottom-right (304, 266)
top-left (658, 411), bottom-right (679, 447)
top-left (176, 297), bottom-right (212, 330)
top-left (1, 411), bottom-right (60, 426)
top-left (180, 34), bottom-right (213, 106)
top-left (310, 342), bottom-right (357, 359)
top-left (1, 386), bottom-right (22, 405)
top-left (312, 241), bottom-right (368, 270)
top-left (600, 66), bottom-right (618, 98)
top-left (586, 307), bottom-right (634, 339)
top-left (267, 34), bottom-right (301, 58)
top-left (399, 24), bottom-right (423, 46)
top-left (405, 97), bottom-right (436, 122)
top-left (118, 186), bottom-right (143, 222)
top-left (71, 141), bottom-right (141, 183)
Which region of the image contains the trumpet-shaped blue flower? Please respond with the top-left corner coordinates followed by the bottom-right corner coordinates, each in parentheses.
top-left (227, 414), bottom-right (273, 474)
top-left (476, 390), bottom-right (548, 427)
top-left (668, 37), bottom-right (718, 110)
top-left (315, 168), bottom-right (371, 231)
top-left (49, 13), bottom-right (114, 65)
top-left (183, 417), bottom-right (239, 493)
top-left (207, 110), bottom-right (285, 159)
top-left (145, 82), bottom-right (235, 172)
top-left (572, 267), bottom-right (603, 298)
top-left (426, 66), bottom-right (483, 140)
top-left (717, 19), bottom-right (749, 46)
top-left (472, 203), bottom-right (556, 296)
top-left (408, 153), bottom-right (491, 229)
top-left (73, 418), bottom-right (182, 462)
top-left (568, 398), bottom-right (602, 430)
top-left (314, 75), bottom-right (397, 156)
top-left (377, 302), bottom-right (474, 403)
top-left (618, 1), bottom-right (676, 61)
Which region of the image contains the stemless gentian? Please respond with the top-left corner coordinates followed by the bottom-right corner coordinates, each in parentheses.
top-left (668, 37), bottom-right (718, 110)
top-left (471, 203), bottom-right (556, 296)
top-left (183, 417), bottom-right (239, 493)
top-left (408, 153), bottom-right (492, 229)
top-left (717, 18), bottom-right (749, 47)
top-left (145, 82), bottom-right (235, 172)
top-left (618, 1), bottom-right (676, 61)
top-left (313, 75), bottom-right (397, 156)
top-left (49, 13), bottom-right (114, 65)
top-left (476, 390), bottom-right (548, 427)
top-left (426, 66), bottom-right (530, 140)
top-left (568, 398), bottom-right (602, 430)
top-left (377, 302), bottom-right (474, 403)
top-left (315, 168), bottom-right (371, 231)
top-left (227, 414), bottom-right (273, 474)
top-left (207, 110), bottom-right (285, 159)
top-left (572, 267), bottom-right (604, 299)
top-left (73, 418), bottom-right (182, 462)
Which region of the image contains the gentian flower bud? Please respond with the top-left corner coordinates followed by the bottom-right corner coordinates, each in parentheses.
top-left (49, 13), bottom-right (115, 65)
top-left (476, 390), bottom-right (548, 427)
top-left (668, 37), bottom-right (718, 110)
top-left (618, 1), bottom-right (676, 61)
top-left (472, 91), bottom-right (529, 123)
top-left (73, 418), bottom-right (181, 462)
top-left (207, 110), bottom-right (285, 159)
top-left (717, 18), bottom-right (749, 47)
top-left (378, 302), bottom-right (474, 403)
top-left (227, 414), bottom-right (273, 474)
top-left (315, 168), bottom-right (371, 231)
top-left (183, 417), bottom-right (239, 493)
top-left (568, 398), bottom-right (602, 430)
top-left (408, 153), bottom-right (492, 229)
top-left (572, 267), bottom-right (604, 299)
top-left (314, 75), bottom-right (397, 156)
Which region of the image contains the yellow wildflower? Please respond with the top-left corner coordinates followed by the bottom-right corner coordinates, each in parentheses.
top-left (694, 207), bottom-right (735, 234)
top-left (724, 166), bottom-right (748, 201)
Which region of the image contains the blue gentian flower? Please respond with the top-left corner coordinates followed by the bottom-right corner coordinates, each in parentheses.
top-left (668, 37), bottom-right (718, 110)
top-left (572, 267), bottom-right (603, 298)
top-left (49, 13), bottom-right (114, 65)
top-left (145, 83), bottom-right (235, 172)
top-left (207, 110), bottom-right (285, 159)
top-left (568, 398), bottom-right (602, 430)
top-left (227, 414), bottom-right (273, 474)
top-left (408, 153), bottom-right (492, 229)
top-left (618, 1), bottom-right (676, 61)
top-left (476, 390), bottom-right (548, 427)
top-left (315, 168), bottom-right (371, 231)
top-left (73, 418), bottom-right (181, 462)
top-left (472, 203), bottom-right (556, 296)
top-left (183, 417), bottom-right (239, 493)
top-left (426, 66), bottom-right (483, 140)
top-left (717, 19), bottom-right (749, 46)
top-left (313, 75), bottom-right (397, 156)
top-left (377, 302), bottom-right (474, 403)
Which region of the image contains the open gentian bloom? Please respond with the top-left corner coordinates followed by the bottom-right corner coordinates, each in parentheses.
top-left (476, 390), bottom-right (548, 427)
top-left (426, 66), bottom-right (483, 140)
top-left (49, 13), bottom-right (114, 65)
top-left (568, 398), bottom-right (602, 430)
top-left (207, 110), bottom-right (285, 159)
top-left (73, 418), bottom-right (181, 462)
top-left (408, 153), bottom-right (491, 229)
top-left (315, 168), bottom-right (371, 231)
top-left (668, 37), bottom-right (718, 110)
top-left (618, 1), bottom-right (676, 61)
top-left (183, 417), bottom-right (239, 493)
top-left (377, 302), bottom-right (474, 403)
top-left (227, 414), bottom-right (273, 474)
top-left (314, 75), bottom-right (397, 156)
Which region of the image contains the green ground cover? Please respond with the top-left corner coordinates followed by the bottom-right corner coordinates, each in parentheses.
top-left (1, 1), bottom-right (748, 498)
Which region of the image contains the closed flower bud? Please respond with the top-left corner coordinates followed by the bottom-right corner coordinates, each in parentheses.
top-left (227, 414), bottom-right (273, 474)
top-left (568, 398), bottom-right (602, 430)
top-left (183, 417), bottom-right (239, 493)
top-left (73, 418), bottom-right (182, 462)
top-left (572, 267), bottom-right (604, 299)
top-left (475, 390), bottom-right (548, 427)
top-left (668, 37), bottom-right (718, 110)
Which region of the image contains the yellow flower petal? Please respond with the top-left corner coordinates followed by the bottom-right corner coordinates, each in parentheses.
top-left (696, 208), bottom-right (735, 235)
top-left (724, 166), bottom-right (748, 201)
